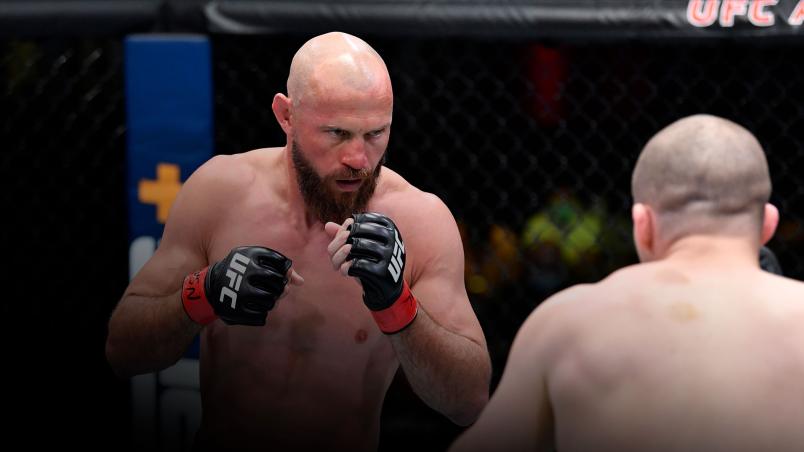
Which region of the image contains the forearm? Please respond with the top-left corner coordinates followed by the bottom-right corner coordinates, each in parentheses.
top-left (389, 306), bottom-right (491, 426)
top-left (327, 212), bottom-right (490, 423)
top-left (106, 290), bottom-right (201, 377)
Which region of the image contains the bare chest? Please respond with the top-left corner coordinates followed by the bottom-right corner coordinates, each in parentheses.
top-left (206, 211), bottom-right (392, 358)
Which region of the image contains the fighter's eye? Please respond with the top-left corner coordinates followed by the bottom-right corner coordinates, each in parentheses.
top-left (327, 128), bottom-right (350, 139)
top-left (366, 128), bottom-right (385, 139)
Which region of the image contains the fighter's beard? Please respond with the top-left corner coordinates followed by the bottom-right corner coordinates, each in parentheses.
top-left (292, 141), bottom-right (383, 224)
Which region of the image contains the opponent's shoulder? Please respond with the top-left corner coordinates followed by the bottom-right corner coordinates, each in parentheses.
top-left (512, 283), bottom-right (597, 359)
top-left (760, 272), bottom-right (804, 312)
top-left (591, 262), bottom-right (651, 292)
top-left (529, 283), bottom-right (598, 323)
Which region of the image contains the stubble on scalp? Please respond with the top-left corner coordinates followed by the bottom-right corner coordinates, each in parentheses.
top-left (631, 114), bottom-right (771, 240)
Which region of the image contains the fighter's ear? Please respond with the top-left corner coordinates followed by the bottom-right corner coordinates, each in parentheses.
top-left (272, 93), bottom-right (292, 135)
top-left (761, 203), bottom-right (779, 245)
top-left (632, 203), bottom-right (655, 261)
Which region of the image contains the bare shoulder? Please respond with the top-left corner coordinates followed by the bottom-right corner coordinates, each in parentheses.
top-left (522, 284), bottom-right (597, 335)
top-left (764, 271), bottom-right (804, 293)
top-left (596, 262), bottom-right (648, 289)
top-left (178, 148), bottom-right (281, 208)
top-left (374, 167), bottom-right (451, 223)
top-left (161, 149), bottom-right (281, 244)
top-left (518, 267), bottom-right (653, 343)
top-left (373, 167), bottom-right (458, 256)
top-left (187, 150), bottom-right (261, 192)
top-left (508, 283), bottom-right (598, 364)
top-left (372, 167), bottom-right (462, 283)
top-left (760, 272), bottom-right (804, 315)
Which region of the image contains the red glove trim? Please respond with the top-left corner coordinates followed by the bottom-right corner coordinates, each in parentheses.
top-left (181, 266), bottom-right (217, 325)
top-left (371, 281), bottom-right (419, 334)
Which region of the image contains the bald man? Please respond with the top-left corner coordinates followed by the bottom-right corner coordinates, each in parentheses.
top-left (106, 32), bottom-right (490, 451)
top-left (450, 114), bottom-right (804, 452)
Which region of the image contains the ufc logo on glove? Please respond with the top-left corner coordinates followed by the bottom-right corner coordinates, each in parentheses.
top-left (387, 230), bottom-right (405, 283)
top-left (181, 246), bottom-right (293, 326)
top-left (220, 253), bottom-right (250, 308)
top-left (347, 213), bottom-right (419, 334)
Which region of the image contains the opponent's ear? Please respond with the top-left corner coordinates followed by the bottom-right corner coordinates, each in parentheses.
top-left (632, 203), bottom-right (655, 262)
top-left (272, 93), bottom-right (292, 135)
top-left (761, 203), bottom-right (779, 245)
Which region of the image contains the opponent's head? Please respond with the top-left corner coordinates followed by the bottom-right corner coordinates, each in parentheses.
top-left (271, 31), bottom-right (393, 223)
top-left (631, 114), bottom-right (777, 262)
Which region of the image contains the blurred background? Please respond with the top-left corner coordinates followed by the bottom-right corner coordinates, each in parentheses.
top-left (2, 0), bottom-right (804, 450)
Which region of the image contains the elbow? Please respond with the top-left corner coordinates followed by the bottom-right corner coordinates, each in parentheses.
top-left (447, 390), bottom-right (489, 427)
top-left (105, 328), bottom-right (183, 378)
top-left (105, 321), bottom-right (150, 379)
top-left (105, 335), bottom-right (134, 379)
top-left (448, 356), bottom-right (492, 426)
top-left (105, 307), bottom-right (134, 378)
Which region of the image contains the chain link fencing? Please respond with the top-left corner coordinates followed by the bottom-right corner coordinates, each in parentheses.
top-left (212, 35), bottom-right (804, 450)
top-left (3, 34), bottom-right (803, 450)
top-left (0, 37), bottom-right (130, 447)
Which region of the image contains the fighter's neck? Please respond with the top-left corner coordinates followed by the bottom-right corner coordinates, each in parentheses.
top-left (659, 235), bottom-right (760, 270)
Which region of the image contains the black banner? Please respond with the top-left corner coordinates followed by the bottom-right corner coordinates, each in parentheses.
top-left (2, 1), bottom-right (803, 40)
top-left (204, 0), bottom-right (804, 39)
top-left (0, 0), bottom-right (160, 36)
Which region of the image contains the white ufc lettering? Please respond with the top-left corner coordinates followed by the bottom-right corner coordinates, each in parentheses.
top-left (387, 230), bottom-right (405, 283)
top-left (687, 0), bottom-right (786, 27)
top-left (219, 252), bottom-right (250, 308)
top-left (687, 0), bottom-right (720, 27)
top-left (748, 0), bottom-right (777, 27)
top-left (719, 0), bottom-right (749, 27)
top-left (791, 1), bottom-right (804, 25)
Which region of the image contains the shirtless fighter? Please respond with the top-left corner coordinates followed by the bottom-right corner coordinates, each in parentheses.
top-left (450, 114), bottom-right (804, 451)
top-left (106, 32), bottom-right (490, 451)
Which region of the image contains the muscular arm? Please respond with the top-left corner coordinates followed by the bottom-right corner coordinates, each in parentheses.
top-left (106, 250), bottom-right (204, 377)
top-left (327, 194), bottom-right (491, 425)
top-left (106, 157), bottom-right (230, 377)
top-left (449, 293), bottom-right (563, 451)
top-left (388, 297), bottom-right (490, 426)
top-left (388, 198), bottom-right (490, 425)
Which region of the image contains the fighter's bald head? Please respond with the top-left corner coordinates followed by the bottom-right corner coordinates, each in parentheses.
top-left (287, 32), bottom-right (391, 109)
top-left (632, 114), bottom-right (771, 240)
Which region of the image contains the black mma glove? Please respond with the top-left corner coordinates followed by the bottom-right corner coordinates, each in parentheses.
top-left (182, 246), bottom-right (292, 326)
top-left (347, 212), bottom-right (418, 334)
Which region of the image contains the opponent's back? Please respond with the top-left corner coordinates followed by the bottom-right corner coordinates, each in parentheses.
top-left (549, 260), bottom-right (804, 452)
top-left (450, 114), bottom-right (792, 452)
